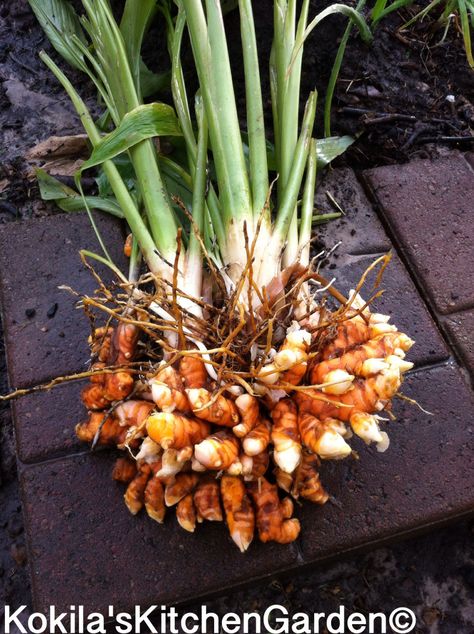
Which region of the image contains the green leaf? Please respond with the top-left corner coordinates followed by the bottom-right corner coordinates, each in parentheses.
top-left (28, 0), bottom-right (86, 70)
top-left (80, 103), bottom-right (182, 173)
top-left (140, 62), bottom-right (170, 97)
top-left (316, 135), bottom-right (354, 167)
top-left (36, 168), bottom-right (124, 218)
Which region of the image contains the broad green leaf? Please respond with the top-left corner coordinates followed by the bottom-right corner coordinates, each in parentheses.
top-left (316, 135), bottom-right (354, 167)
top-left (120, 0), bottom-right (162, 96)
top-left (28, 0), bottom-right (86, 70)
top-left (36, 169), bottom-right (124, 218)
top-left (80, 103), bottom-right (182, 172)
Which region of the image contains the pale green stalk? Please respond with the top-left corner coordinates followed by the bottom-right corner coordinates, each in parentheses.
top-left (299, 138), bottom-right (317, 267)
top-left (40, 52), bottom-right (165, 276)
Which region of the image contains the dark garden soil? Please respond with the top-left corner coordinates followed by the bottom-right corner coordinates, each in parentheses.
top-left (0, 0), bottom-right (473, 630)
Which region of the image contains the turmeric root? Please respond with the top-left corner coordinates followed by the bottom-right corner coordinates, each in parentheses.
top-left (242, 417), bottom-right (271, 456)
top-left (194, 430), bottom-right (240, 470)
top-left (271, 399), bottom-right (301, 473)
top-left (176, 494), bottom-right (197, 532)
top-left (156, 448), bottom-right (188, 478)
top-left (124, 464), bottom-right (151, 515)
top-left (292, 451), bottom-right (328, 504)
top-left (221, 476), bottom-right (255, 552)
top-left (109, 323), bottom-right (139, 364)
top-left (89, 327), bottom-right (113, 363)
top-left (146, 412), bottom-right (210, 449)
top-left (112, 456), bottom-right (137, 483)
top-left (257, 328), bottom-right (310, 386)
top-left (194, 476), bottom-right (223, 521)
top-left (81, 383), bottom-right (110, 410)
top-left (186, 388), bottom-right (239, 427)
top-left (241, 450), bottom-right (270, 481)
top-left (115, 400), bottom-right (155, 427)
top-left (103, 371), bottom-right (134, 401)
top-left (144, 468), bottom-right (166, 523)
top-left (318, 316), bottom-right (371, 360)
top-left (164, 473), bottom-right (199, 506)
top-left (298, 411), bottom-right (351, 459)
top-left (150, 363), bottom-right (190, 413)
top-left (75, 412), bottom-right (126, 446)
top-left (248, 477), bottom-right (300, 544)
top-left (310, 333), bottom-right (413, 391)
top-left (233, 394), bottom-right (260, 437)
top-left (179, 354), bottom-right (208, 389)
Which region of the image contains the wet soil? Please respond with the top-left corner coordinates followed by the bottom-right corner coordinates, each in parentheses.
top-left (0, 1), bottom-right (473, 631)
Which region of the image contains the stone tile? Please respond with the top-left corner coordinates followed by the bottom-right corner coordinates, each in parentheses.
top-left (315, 167), bottom-right (391, 254)
top-left (0, 213), bottom-right (127, 388)
top-left (442, 310), bottom-right (474, 378)
top-left (299, 363), bottom-right (474, 561)
top-left (363, 154), bottom-right (474, 314)
top-left (320, 251), bottom-right (449, 366)
top-left (20, 452), bottom-right (298, 613)
top-left (12, 380), bottom-right (87, 464)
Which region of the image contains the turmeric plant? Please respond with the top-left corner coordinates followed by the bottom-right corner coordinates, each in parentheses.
top-left (28, 0), bottom-right (415, 550)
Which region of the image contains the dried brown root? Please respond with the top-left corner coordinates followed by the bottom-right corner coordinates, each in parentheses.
top-left (248, 477), bottom-right (300, 544)
top-left (221, 476), bottom-right (255, 552)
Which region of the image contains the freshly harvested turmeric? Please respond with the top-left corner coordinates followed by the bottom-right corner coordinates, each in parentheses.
top-left (194, 476), bottom-right (223, 521)
top-left (298, 411), bottom-right (351, 459)
top-left (248, 477), bottom-right (300, 544)
top-left (150, 363), bottom-right (190, 413)
top-left (81, 383), bottom-right (110, 410)
top-left (144, 467), bottom-right (166, 523)
top-left (221, 476), bottom-right (255, 552)
top-left (194, 430), bottom-right (240, 470)
top-left (292, 451), bottom-right (328, 504)
top-left (176, 494), bottom-right (197, 532)
top-left (233, 394), bottom-right (260, 437)
top-left (271, 399), bottom-right (301, 473)
top-left (115, 400), bottom-right (155, 427)
top-left (242, 417), bottom-right (271, 456)
top-left (179, 354), bottom-right (207, 389)
top-left (186, 388), bottom-right (239, 427)
top-left (110, 323), bottom-right (139, 364)
top-left (103, 371), bottom-right (134, 401)
top-left (241, 450), bottom-right (270, 481)
top-left (112, 456), bottom-right (137, 483)
top-left (146, 412), bottom-right (210, 449)
top-left (164, 473), bottom-right (199, 506)
top-left (89, 326), bottom-right (113, 363)
top-left (75, 412), bottom-right (126, 446)
top-left (124, 464), bottom-right (151, 515)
